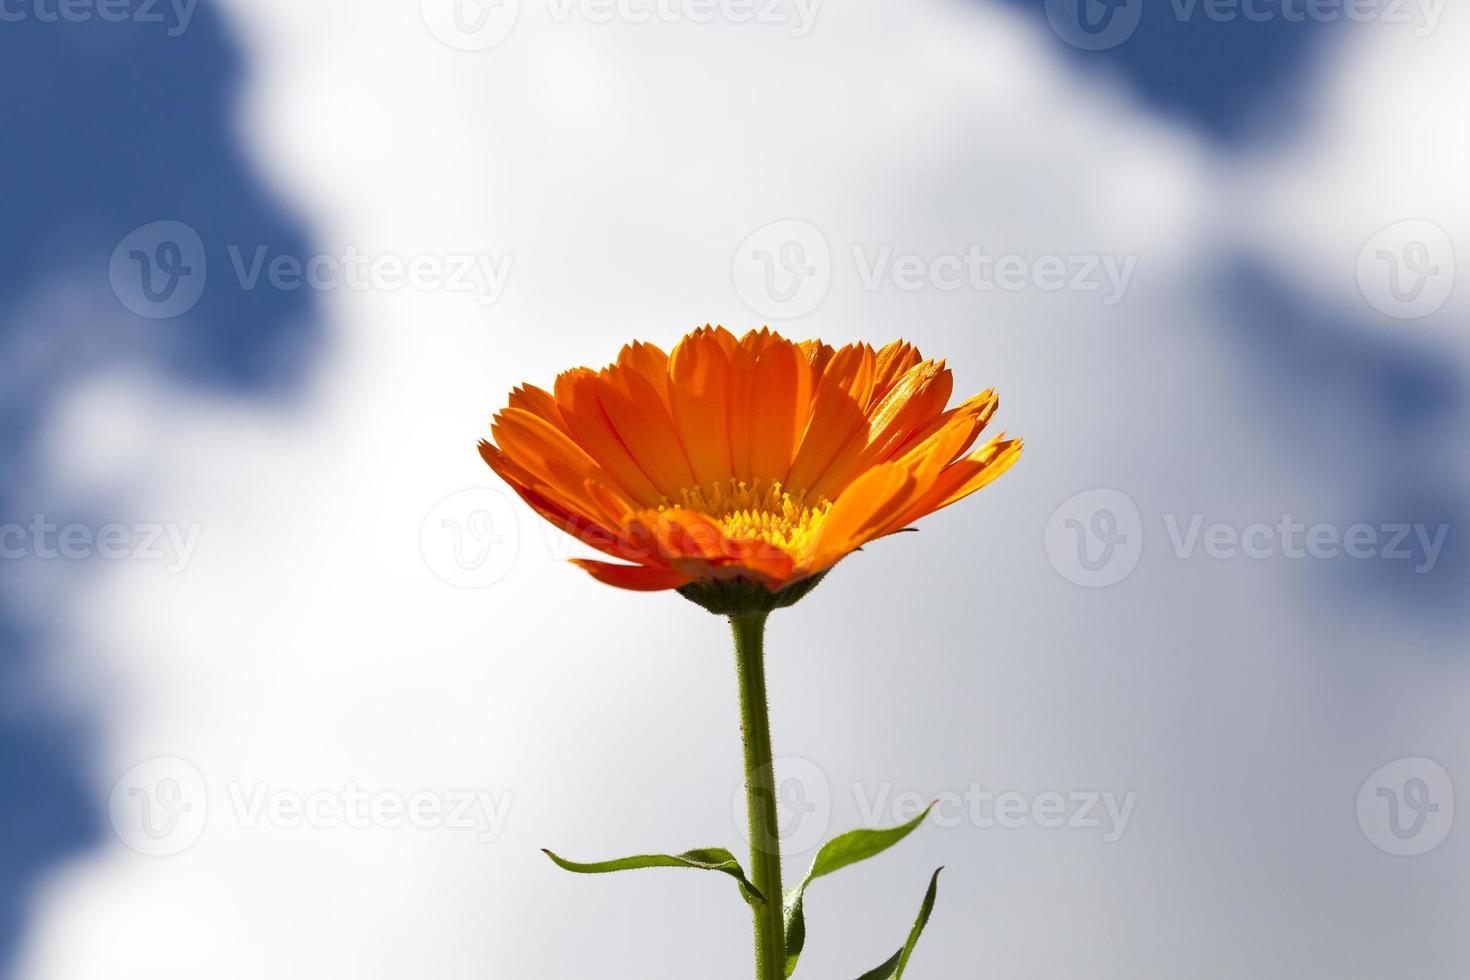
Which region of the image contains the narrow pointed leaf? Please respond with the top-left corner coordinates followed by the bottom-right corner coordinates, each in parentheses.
top-left (783, 803), bottom-right (934, 976)
top-left (856, 948), bottom-right (902, 980)
top-left (542, 846), bottom-right (765, 904)
top-left (854, 867), bottom-right (942, 980)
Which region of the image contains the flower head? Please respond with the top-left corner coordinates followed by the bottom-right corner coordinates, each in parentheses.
top-left (479, 326), bottom-right (1021, 606)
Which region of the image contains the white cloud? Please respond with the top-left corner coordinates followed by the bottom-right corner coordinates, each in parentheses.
top-left (1239, 12), bottom-right (1468, 324)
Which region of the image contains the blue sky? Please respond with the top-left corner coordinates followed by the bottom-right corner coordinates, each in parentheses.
top-left (2, 4), bottom-right (317, 965)
top-left (1000, 0), bottom-right (1337, 138)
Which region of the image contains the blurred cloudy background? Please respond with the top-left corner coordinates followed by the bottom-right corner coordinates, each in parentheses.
top-left (1, 0), bottom-right (1465, 976)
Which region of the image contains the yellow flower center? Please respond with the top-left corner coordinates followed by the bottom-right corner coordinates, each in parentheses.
top-left (664, 479), bottom-right (833, 554)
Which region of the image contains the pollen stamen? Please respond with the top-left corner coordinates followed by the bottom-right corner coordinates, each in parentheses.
top-left (660, 479), bottom-right (833, 554)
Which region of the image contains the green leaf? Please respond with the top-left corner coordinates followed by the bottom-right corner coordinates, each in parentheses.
top-left (542, 846), bottom-right (765, 905)
top-left (853, 867), bottom-right (942, 980)
top-left (783, 803), bottom-right (934, 976)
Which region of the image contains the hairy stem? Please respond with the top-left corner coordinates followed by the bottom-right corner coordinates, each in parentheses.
top-left (730, 611), bottom-right (785, 980)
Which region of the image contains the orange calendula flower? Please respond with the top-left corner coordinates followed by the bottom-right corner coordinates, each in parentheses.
top-left (479, 326), bottom-right (1021, 610)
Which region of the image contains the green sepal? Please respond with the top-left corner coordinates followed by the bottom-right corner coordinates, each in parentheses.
top-left (678, 570), bottom-right (829, 616)
top-left (783, 803), bottom-right (934, 976)
top-left (853, 867), bottom-right (943, 980)
top-left (542, 846), bottom-right (766, 905)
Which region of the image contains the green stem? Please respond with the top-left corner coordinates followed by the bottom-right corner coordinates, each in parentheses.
top-left (731, 611), bottom-right (785, 980)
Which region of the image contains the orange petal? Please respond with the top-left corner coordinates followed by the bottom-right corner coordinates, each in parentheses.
top-left (488, 409), bottom-right (615, 519)
top-left (809, 359), bottom-right (953, 501)
top-left (480, 443), bottom-right (628, 559)
top-left (595, 365), bottom-right (697, 499)
top-left (726, 333), bottom-right (760, 482)
top-left (616, 341), bottom-right (671, 412)
top-left (668, 329), bottom-right (734, 487)
top-left (862, 361), bottom-right (953, 461)
top-left (786, 344), bottom-right (875, 491)
top-left (806, 462), bottom-right (918, 570)
top-left (894, 389), bottom-right (998, 466)
top-left (570, 559), bottom-right (693, 592)
top-left (624, 509), bottom-right (797, 586)
top-left (634, 509), bottom-right (735, 564)
top-left (871, 340), bottom-right (924, 402)
top-left (553, 368), bottom-right (665, 505)
top-left (895, 436), bottom-right (1024, 528)
top-left (721, 536), bottom-right (799, 587)
top-left (800, 339), bottom-right (834, 376)
top-left (839, 343), bottom-right (878, 407)
top-left (738, 326), bottom-right (779, 357)
top-left (707, 324), bottom-right (739, 356)
top-left (748, 337), bottom-right (810, 483)
top-left (507, 383), bottom-right (570, 435)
